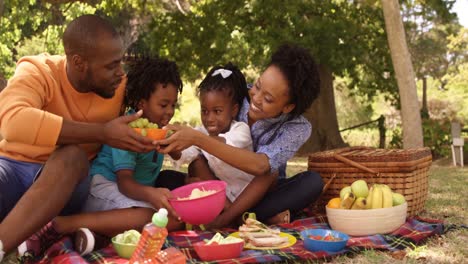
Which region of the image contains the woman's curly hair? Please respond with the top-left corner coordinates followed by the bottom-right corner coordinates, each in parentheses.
top-left (123, 55), bottom-right (183, 111)
top-left (268, 44), bottom-right (320, 118)
top-left (197, 62), bottom-right (248, 110)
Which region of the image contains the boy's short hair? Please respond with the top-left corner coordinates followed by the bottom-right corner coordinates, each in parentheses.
top-left (124, 55), bottom-right (183, 110)
top-left (269, 44), bottom-right (320, 118)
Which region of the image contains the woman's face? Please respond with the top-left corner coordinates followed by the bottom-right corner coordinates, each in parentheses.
top-left (200, 90), bottom-right (238, 136)
top-left (138, 83), bottom-right (178, 127)
top-left (248, 65), bottom-right (295, 122)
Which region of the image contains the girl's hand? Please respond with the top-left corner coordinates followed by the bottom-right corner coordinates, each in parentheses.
top-left (154, 124), bottom-right (204, 154)
top-left (148, 188), bottom-right (180, 220)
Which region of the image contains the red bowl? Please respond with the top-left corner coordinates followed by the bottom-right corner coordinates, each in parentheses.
top-left (193, 240), bottom-right (244, 261)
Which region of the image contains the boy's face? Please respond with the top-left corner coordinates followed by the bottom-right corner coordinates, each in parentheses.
top-left (200, 90), bottom-right (238, 136)
top-left (139, 83), bottom-right (178, 127)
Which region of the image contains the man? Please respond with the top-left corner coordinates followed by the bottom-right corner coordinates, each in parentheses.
top-left (0, 15), bottom-right (155, 260)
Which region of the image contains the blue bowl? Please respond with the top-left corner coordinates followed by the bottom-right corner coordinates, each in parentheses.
top-left (300, 229), bottom-right (349, 252)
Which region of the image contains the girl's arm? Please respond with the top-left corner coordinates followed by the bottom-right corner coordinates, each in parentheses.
top-left (116, 170), bottom-right (178, 217)
top-left (156, 124), bottom-right (270, 177)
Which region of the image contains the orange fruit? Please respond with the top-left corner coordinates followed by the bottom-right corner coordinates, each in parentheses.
top-left (327, 197), bottom-right (341, 209)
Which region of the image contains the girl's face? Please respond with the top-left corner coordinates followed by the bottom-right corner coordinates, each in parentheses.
top-left (200, 90), bottom-right (239, 136)
top-left (138, 83), bottom-right (178, 127)
top-left (248, 65), bottom-right (295, 123)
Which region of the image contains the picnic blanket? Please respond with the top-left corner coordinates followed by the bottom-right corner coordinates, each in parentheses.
top-left (24, 216), bottom-right (462, 264)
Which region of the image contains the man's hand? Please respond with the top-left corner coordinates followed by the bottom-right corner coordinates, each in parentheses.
top-left (102, 110), bottom-right (155, 152)
top-left (148, 187), bottom-right (179, 220)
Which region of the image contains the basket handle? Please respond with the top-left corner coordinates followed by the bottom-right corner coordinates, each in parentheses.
top-left (334, 154), bottom-right (379, 176)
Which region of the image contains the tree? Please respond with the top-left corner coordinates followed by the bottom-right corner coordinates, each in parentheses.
top-left (139, 0), bottom-right (397, 153)
top-left (381, 0), bottom-right (423, 148)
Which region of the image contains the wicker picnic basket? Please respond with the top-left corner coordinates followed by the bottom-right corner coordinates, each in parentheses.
top-left (308, 147), bottom-right (432, 217)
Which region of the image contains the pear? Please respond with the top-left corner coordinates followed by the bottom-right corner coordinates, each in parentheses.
top-left (351, 180), bottom-right (369, 198)
top-left (340, 186), bottom-right (352, 200)
top-left (392, 192), bottom-right (406, 206)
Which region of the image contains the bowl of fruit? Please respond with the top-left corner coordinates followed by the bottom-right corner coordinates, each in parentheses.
top-left (168, 180), bottom-right (227, 225)
top-left (129, 118), bottom-right (168, 140)
top-left (301, 229), bottom-right (349, 252)
top-left (326, 180), bottom-right (408, 236)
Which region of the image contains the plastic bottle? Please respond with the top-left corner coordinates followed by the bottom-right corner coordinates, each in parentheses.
top-left (129, 208), bottom-right (169, 263)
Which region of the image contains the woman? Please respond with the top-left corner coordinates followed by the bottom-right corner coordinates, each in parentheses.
top-left (157, 44), bottom-right (324, 228)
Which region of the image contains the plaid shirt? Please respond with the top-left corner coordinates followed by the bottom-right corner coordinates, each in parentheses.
top-left (237, 97), bottom-right (312, 178)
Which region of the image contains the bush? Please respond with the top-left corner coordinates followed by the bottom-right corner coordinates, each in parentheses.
top-left (389, 119), bottom-right (451, 158)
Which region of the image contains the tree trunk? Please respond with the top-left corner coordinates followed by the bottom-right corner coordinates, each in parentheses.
top-left (421, 76), bottom-right (429, 119)
top-left (298, 64), bottom-right (347, 155)
top-left (381, 0), bottom-right (424, 148)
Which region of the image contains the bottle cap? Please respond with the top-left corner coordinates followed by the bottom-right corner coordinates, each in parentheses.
top-left (152, 208), bottom-right (168, 227)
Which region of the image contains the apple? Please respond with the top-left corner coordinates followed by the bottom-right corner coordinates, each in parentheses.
top-left (340, 186), bottom-right (352, 200)
top-left (392, 192), bottom-right (406, 206)
top-left (351, 180), bottom-right (369, 198)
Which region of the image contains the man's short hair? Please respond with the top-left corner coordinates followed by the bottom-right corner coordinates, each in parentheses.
top-left (62, 14), bottom-right (119, 58)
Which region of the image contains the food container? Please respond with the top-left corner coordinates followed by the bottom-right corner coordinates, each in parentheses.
top-left (111, 236), bottom-right (137, 259)
top-left (326, 202), bottom-right (407, 236)
top-left (308, 147), bottom-right (431, 216)
top-left (133, 128), bottom-right (167, 140)
top-left (193, 240), bottom-right (244, 261)
top-left (169, 180), bottom-right (226, 225)
top-left (301, 229), bottom-right (349, 252)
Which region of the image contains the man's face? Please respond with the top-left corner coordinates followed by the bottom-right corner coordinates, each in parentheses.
top-left (82, 36), bottom-right (125, 98)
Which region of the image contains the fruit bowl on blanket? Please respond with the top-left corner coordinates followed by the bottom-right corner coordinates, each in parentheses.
top-left (168, 180), bottom-right (227, 225)
top-left (326, 202), bottom-right (407, 236)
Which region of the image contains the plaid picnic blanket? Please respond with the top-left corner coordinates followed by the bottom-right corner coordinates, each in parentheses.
top-left (27, 216), bottom-right (462, 264)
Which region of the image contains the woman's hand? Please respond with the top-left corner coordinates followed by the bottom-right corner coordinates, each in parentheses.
top-left (103, 110), bottom-right (155, 153)
top-left (155, 124), bottom-right (204, 154)
top-left (148, 187), bottom-right (180, 220)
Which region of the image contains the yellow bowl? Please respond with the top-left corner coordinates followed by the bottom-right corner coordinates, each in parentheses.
top-left (111, 236), bottom-right (137, 259)
top-left (326, 202), bottom-right (407, 236)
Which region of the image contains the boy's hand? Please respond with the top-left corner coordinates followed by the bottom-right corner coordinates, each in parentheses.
top-left (103, 110), bottom-right (155, 153)
top-left (149, 188), bottom-right (180, 220)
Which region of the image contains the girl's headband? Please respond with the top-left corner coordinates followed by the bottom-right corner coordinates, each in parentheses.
top-left (212, 68), bottom-right (232, 78)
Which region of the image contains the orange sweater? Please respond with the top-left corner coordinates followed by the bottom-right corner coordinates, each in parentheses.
top-left (0, 54), bottom-right (125, 163)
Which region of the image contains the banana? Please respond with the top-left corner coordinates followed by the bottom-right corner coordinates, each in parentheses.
top-left (351, 197), bottom-right (367, 209)
top-left (366, 186), bottom-right (374, 209)
top-left (381, 184), bottom-right (393, 208)
top-left (340, 192), bottom-right (356, 209)
top-left (370, 185), bottom-right (383, 209)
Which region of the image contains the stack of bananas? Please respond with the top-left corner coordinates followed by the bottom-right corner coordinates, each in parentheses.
top-left (336, 180), bottom-right (406, 210)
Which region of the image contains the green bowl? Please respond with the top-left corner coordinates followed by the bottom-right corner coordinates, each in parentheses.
top-left (111, 236), bottom-right (138, 259)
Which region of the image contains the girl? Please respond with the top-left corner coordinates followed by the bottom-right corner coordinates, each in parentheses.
top-left (17, 56), bottom-right (186, 260)
top-left (174, 63), bottom-right (255, 204)
top-left (156, 44), bottom-right (325, 228)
